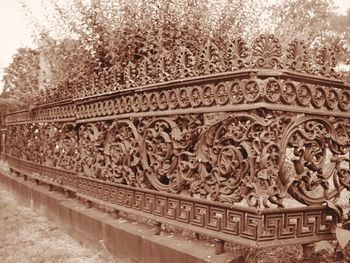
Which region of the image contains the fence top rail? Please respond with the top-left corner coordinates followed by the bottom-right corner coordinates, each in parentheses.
top-left (32, 68), bottom-right (350, 109)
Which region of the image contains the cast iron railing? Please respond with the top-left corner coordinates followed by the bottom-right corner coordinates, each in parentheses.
top-left (4, 34), bottom-right (350, 250)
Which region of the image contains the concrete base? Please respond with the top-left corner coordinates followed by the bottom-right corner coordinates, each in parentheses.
top-left (0, 170), bottom-right (235, 263)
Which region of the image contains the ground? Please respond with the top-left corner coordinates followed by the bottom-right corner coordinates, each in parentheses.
top-left (0, 185), bottom-right (118, 263)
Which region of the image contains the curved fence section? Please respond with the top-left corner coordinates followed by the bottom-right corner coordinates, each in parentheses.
top-left (4, 34), bottom-right (350, 248)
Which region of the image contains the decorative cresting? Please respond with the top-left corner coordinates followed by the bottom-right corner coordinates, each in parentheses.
top-left (5, 34), bottom-right (350, 248)
top-left (28, 34), bottom-right (344, 105)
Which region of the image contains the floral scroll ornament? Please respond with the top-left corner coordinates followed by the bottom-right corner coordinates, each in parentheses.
top-left (78, 122), bottom-right (108, 178)
top-left (190, 113), bottom-right (292, 208)
top-left (6, 125), bottom-right (27, 159)
top-left (124, 61), bottom-right (138, 88)
top-left (286, 39), bottom-right (310, 73)
top-left (199, 40), bottom-right (223, 75)
top-left (25, 124), bottom-right (45, 164)
top-left (252, 34), bottom-right (282, 69)
top-left (155, 50), bottom-right (173, 82)
top-left (103, 120), bottom-right (147, 187)
top-left (140, 115), bottom-right (203, 193)
top-left (175, 46), bottom-right (196, 78)
top-left (314, 45), bottom-right (342, 79)
top-left (225, 37), bottom-right (250, 70)
top-left (6, 112), bottom-right (350, 209)
top-left (279, 116), bottom-right (350, 205)
top-left (55, 123), bottom-right (79, 171)
top-left (41, 124), bottom-right (60, 167)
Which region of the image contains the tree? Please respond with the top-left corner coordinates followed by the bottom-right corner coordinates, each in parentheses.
top-left (2, 48), bottom-right (40, 106)
top-left (329, 8), bottom-right (350, 62)
top-left (6, 0), bottom-right (349, 105)
top-left (21, 0), bottom-right (267, 96)
top-left (271, 0), bottom-right (336, 41)
top-left (38, 34), bottom-right (94, 92)
top-left (271, 0), bottom-right (350, 82)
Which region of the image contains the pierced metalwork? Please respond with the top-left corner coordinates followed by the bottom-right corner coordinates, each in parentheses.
top-left (4, 34), bottom-right (350, 248)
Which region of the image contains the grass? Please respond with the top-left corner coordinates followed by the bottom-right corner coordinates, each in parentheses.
top-left (0, 184), bottom-right (119, 263)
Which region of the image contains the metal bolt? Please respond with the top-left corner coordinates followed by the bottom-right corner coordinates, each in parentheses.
top-left (302, 243), bottom-right (314, 260)
top-left (154, 222), bottom-right (161, 235)
top-left (64, 190), bottom-right (70, 199)
top-left (113, 209), bottom-right (120, 219)
top-left (85, 200), bottom-right (92, 209)
top-left (214, 239), bottom-right (225, 255)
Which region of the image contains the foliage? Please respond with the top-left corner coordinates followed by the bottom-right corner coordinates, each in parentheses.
top-left (15, 0), bottom-right (266, 100)
top-left (271, 0), bottom-right (336, 42)
top-left (1, 48), bottom-right (40, 107)
top-left (271, 0), bottom-right (350, 81)
top-left (329, 8), bottom-right (350, 83)
top-left (2, 0), bottom-right (350, 104)
top-left (37, 33), bottom-right (93, 91)
top-left (33, 0), bottom-right (350, 90)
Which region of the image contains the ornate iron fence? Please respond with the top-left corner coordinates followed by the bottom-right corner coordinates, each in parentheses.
top-left (4, 34), bottom-right (350, 250)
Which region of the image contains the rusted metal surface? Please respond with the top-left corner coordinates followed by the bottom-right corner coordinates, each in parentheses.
top-left (4, 34), bottom-right (350, 248)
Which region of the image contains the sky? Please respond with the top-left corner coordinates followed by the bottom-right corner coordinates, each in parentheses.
top-left (0, 0), bottom-right (43, 91)
top-left (0, 0), bottom-right (350, 91)
top-left (334, 0), bottom-right (350, 14)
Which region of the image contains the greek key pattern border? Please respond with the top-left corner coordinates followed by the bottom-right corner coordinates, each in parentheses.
top-left (77, 176), bottom-right (337, 245)
top-left (5, 148), bottom-right (338, 247)
top-left (7, 155), bottom-right (77, 191)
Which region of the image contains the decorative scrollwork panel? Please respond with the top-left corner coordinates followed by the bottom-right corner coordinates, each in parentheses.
top-left (280, 116), bottom-right (350, 205)
top-left (6, 109), bottom-right (350, 209)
